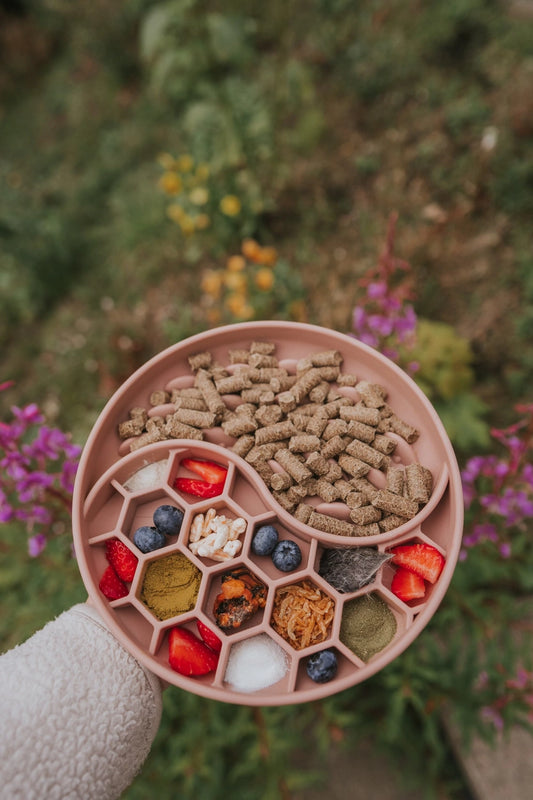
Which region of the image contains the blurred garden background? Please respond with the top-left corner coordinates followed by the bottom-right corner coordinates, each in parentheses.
top-left (1, 0), bottom-right (533, 797)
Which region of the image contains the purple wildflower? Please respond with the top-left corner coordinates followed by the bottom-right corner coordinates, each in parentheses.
top-left (0, 392), bottom-right (80, 555)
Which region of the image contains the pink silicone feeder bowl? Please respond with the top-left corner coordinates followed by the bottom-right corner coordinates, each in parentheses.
top-left (72, 321), bottom-right (464, 706)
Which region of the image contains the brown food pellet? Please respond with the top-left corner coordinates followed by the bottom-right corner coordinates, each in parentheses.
top-left (118, 419), bottom-right (144, 439)
top-left (277, 391), bottom-right (297, 414)
top-left (272, 490), bottom-right (297, 512)
top-left (188, 351), bottom-right (212, 371)
top-left (222, 414), bottom-right (258, 438)
top-left (382, 414), bottom-right (419, 443)
top-left (245, 442), bottom-right (285, 463)
top-left (305, 452), bottom-right (331, 476)
top-left (270, 374), bottom-right (297, 392)
top-left (346, 420), bottom-right (376, 444)
top-left (350, 522), bottom-right (381, 537)
top-left (345, 439), bottom-right (384, 469)
top-left (372, 433), bottom-right (397, 455)
top-left (322, 419), bottom-right (348, 440)
top-left (405, 463), bottom-right (433, 503)
top-left (356, 381), bottom-right (387, 408)
top-left (214, 373), bottom-right (252, 394)
top-left (164, 418), bottom-right (204, 441)
top-left (173, 395), bottom-right (208, 411)
top-left (338, 454), bottom-right (371, 478)
top-left (288, 434), bottom-right (321, 453)
top-left (334, 479), bottom-right (355, 501)
top-left (255, 404), bottom-right (283, 426)
top-left (349, 505), bottom-right (382, 525)
top-left (231, 434), bottom-right (255, 458)
top-left (273, 448), bottom-right (312, 483)
top-left (315, 479), bottom-right (342, 503)
top-left (255, 420), bottom-right (297, 446)
top-left (294, 502), bottom-right (313, 523)
top-left (253, 459), bottom-right (275, 484)
top-left (323, 462), bottom-right (343, 483)
top-left (290, 368), bottom-right (325, 404)
top-left (150, 390), bottom-right (170, 406)
top-left (308, 381), bottom-right (330, 404)
top-left (305, 415), bottom-right (328, 437)
top-left (336, 373), bottom-right (358, 386)
top-left (129, 430), bottom-right (165, 450)
top-left (371, 489), bottom-right (419, 519)
top-left (378, 514), bottom-right (406, 532)
top-left (349, 477), bottom-right (380, 502)
top-left (308, 510), bottom-right (355, 537)
top-left (250, 341), bottom-right (276, 355)
top-left (309, 350), bottom-right (343, 367)
top-left (386, 466), bottom-right (405, 495)
top-left (196, 369), bottom-right (226, 416)
top-left (287, 484), bottom-right (311, 504)
top-left (172, 408), bottom-right (217, 428)
top-left (270, 471), bottom-right (293, 491)
top-left (339, 404), bottom-right (380, 425)
top-left (228, 348), bottom-right (250, 364)
top-left (240, 386), bottom-right (271, 404)
top-left (345, 491), bottom-right (367, 509)
top-left (248, 353), bottom-right (278, 369)
top-left (321, 435), bottom-right (350, 459)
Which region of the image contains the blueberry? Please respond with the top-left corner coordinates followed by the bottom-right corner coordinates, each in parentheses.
top-left (251, 524), bottom-right (279, 556)
top-left (271, 539), bottom-right (302, 572)
top-left (306, 649), bottom-right (338, 683)
top-left (153, 504), bottom-right (184, 537)
top-left (133, 525), bottom-right (166, 553)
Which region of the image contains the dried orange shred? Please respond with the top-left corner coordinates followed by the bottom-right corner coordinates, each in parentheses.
top-left (271, 580), bottom-right (335, 650)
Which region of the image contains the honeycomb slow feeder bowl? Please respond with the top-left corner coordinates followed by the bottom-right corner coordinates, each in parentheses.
top-left (72, 321), bottom-right (463, 705)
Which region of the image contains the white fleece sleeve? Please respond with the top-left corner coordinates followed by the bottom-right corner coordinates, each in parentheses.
top-left (0, 603), bottom-right (163, 800)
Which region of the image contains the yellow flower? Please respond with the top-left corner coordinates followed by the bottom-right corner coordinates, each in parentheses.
top-left (241, 238), bottom-right (262, 261)
top-left (226, 255), bottom-right (246, 272)
top-left (196, 163), bottom-right (210, 181)
top-left (177, 154), bottom-right (194, 172)
top-left (224, 271), bottom-right (248, 293)
top-left (257, 246), bottom-right (278, 266)
top-left (189, 186), bottom-right (209, 205)
top-left (178, 214), bottom-right (196, 235)
top-left (206, 308), bottom-right (221, 324)
top-left (157, 152), bottom-right (176, 170)
top-left (201, 270), bottom-right (223, 297)
top-left (255, 268), bottom-right (274, 291)
top-left (220, 194), bottom-right (241, 216)
top-left (194, 213), bottom-right (210, 230)
top-left (289, 299), bottom-right (307, 322)
top-left (158, 172), bottom-right (182, 195)
top-left (166, 203), bottom-right (185, 223)
top-left (226, 293), bottom-right (254, 319)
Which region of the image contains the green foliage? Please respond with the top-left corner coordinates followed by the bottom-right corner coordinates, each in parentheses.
top-left (411, 319), bottom-right (490, 451)
top-left (140, 1), bottom-right (272, 172)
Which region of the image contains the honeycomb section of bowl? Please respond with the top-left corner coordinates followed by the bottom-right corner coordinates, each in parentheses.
top-left (81, 440), bottom-right (450, 703)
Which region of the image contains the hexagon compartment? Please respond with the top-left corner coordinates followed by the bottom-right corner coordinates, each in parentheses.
top-left (72, 321), bottom-right (464, 705)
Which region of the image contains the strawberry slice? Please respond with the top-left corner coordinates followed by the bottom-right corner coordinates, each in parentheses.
top-left (105, 538), bottom-right (138, 582)
top-left (391, 567), bottom-right (426, 602)
top-left (390, 543), bottom-right (445, 584)
top-left (196, 619), bottom-right (222, 654)
top-left (181, 457), bottom-right (227, 485)
top-left (168, 626), bottom-right (219, 676)
top-left (99, 565), bottom-right (128, 600)
top-left (174, 477), bottom-right (224, 499)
